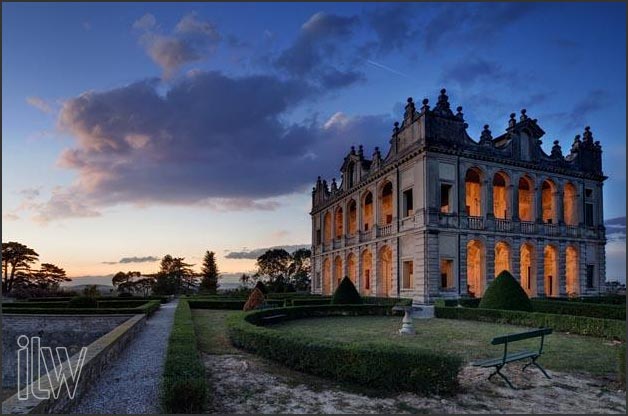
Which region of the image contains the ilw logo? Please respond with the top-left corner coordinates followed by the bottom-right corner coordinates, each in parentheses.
top-left (17, 335), bottom-right (88, 400)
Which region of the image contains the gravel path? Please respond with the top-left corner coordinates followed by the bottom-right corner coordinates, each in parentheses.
top-left (69, 299), bottom-right (178, 414)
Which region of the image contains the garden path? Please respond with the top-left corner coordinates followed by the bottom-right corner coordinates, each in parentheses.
top-left (69, 299), bottom-right (178, 414)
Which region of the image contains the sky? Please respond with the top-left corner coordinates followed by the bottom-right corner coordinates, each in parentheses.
top-left (2, 2), bottom-right (626, 283)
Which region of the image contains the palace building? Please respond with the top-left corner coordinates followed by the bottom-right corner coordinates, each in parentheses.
top-left (310, 89), bottom-right (606, 303)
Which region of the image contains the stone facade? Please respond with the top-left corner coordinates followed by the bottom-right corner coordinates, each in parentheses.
top-left (310, 89), bottom-right (606, 303)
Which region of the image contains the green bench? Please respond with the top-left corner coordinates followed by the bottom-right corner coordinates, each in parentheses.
top-left (472, 327), bottom-right (552, 389)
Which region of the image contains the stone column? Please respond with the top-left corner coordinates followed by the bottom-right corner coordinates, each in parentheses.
top-left (512, 239), bottom-right (521, 284)
top-left (578, 242), bottom-right (587, 295)
top-left (355, 249), bottom-right (362, 293)
top-left (391, 240), bottom-right (399, 297)
top-left (373, 185), bottom-right (380, 232)
top-left (536, 241), bottom-right (545, 297)
top-left (459, 234), bottom-right (468, 295)
top-left (535, 185), bottom-right (543, 223)
top-left (511, 181), bottom-right (519, 221)
top-left (555, 186), bottom-right (564, 225)
top-left (485, 235), bottom-right (496, 288)
top-left (576, 181), bottom-right (585, 228)
top-left (485, 178), bottom-right (494, 218)
top-left (426, 231), bottom-right (440, 302)
top-left (558, 241), bottom-right (567, 296)
top-left (598, 242), bottom-right (606, 293)
top-left (459, 164), bottom-right (468, 216)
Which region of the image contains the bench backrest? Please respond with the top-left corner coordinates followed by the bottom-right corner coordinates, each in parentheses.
top-left (491, 328), bottom-right (553, 345)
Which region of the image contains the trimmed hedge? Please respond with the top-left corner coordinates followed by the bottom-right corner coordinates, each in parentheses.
top-left (291, 298), bottom-right (332, 306)
top-left (68, 296), bottom-right (98, 308)
top-left (542, 295), bottom-right (626, 305)
top-left (531, 300), bottom-right (625, 321)
top-left (187, 299), bottom-right (284, 310)
top-left (362, 296), bottom-right (412, 306)
top-left (3, 300), bottom-right (161, 316)
top-left (435, 306), bottom-right (625, 340)
top-left (161, 299), bottom-right (207, 413)
top-left (23, 295), bottom-right (171, 304)
top-left (227, 305), bottom-right (461, 395)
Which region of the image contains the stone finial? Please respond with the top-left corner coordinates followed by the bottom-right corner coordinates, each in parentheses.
top-left (508, 112), bottom-right (517, 128)
top-left (551, 140), bottom-right (563, 159)
top-left (393, 121), bottom-right (400, 135)
top-left (436, 88), bottom-right (450, 110)
top-left (480, 124), bottom-right (492, 144)
top-left (421, 98), bottom-right (430, 112)
top-left (373, 146), bottom-right (381, 158)
top-left (583, 126), bottom-right (593, 143)
top-left (520, 109), bottom-right (528, 122)
top-left (404, 97), bottom-right (416, 120)
top-left (331, 178), bottom-right (338, 192)
top-left (358, 144), bottom-right (364, 156)
top-left (456, 106), bottom-right (464, 120)
top-left (350, 145), bottom-right (356, 155)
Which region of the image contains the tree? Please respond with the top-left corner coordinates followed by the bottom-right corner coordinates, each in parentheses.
top-left (30, 263), bottom-right (71, 290)
top-left (253, 248), bottom-right (312, 292)
top-left (112, 271), bottom-right (141, 293)
top-left (151, 254), bottom-right (197, 295)
top-left (2, 242), bottom-right (39, 294)
top-left (134, 277), bottom-right (155, 297)
top-left (199, 251), bottom-right (220, 294)
top-left (82, 285), bottom-right (100, 298)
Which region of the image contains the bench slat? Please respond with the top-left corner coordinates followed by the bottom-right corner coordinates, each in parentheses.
top-left (472, 350), bottom-right (537, 367)
top-left (491, 328), bottom-right (552, 345)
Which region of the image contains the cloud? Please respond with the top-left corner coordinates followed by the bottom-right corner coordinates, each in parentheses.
top-left (442, 57), bottom-right (522, 88)
top-left (3, 212), bottom-right (20, 221)
top-left (30, 70), bottom-right (392, 222)
top-left (275, 11), bottom-right (362, 88)
top-left (542, 89), bottom-right (612, 132)
top-left (225, 244), bottom-right (310, 259)
top-left (102, 256), bottom-right (160, 265)
top-left (134, 12), bottom-right (221, 78)
top-left (19, 187), bottom-right (41, 200)
top-left (26, 96), bottom-right (53, 114)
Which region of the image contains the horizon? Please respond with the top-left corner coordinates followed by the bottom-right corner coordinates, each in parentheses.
top-left (3, 2), bottom-right (626, 282)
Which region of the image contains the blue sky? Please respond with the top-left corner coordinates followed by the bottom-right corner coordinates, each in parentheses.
top-left (2, 2), bottom-right (626, 280)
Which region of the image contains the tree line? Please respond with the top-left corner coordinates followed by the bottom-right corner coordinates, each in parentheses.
top-left (1, 241), bottom-right (71, 295)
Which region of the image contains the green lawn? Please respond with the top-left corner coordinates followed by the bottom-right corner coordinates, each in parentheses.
top-left (192, 309), bottom-right (240, 354)
top-left (270, 316), bottom-right (621, 376)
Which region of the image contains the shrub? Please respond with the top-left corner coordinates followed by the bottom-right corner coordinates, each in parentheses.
top-left (435, 306), bottom-right (625, 340)
top-left (67, 296), bottom-right (98, 308)
top-left (331, 277), bottom-right (362, 305)
top-left (161, 300), bottom-right (207, 413)
top-left (227, 305), bottom-right (462, 395)
top-left (479, 271), bottom-right (532, 312)
top-left (362, 296), bottom-right (412, 306)
top-left (531, 300), bottom-right (625, 320)
top-left (243, 288), bottom-right (265, 311)
top-left (291, 298), bottom-right (332, 306)
top-left (118, 292), bottom-right (134, 298)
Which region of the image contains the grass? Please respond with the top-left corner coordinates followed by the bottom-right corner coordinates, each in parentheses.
top-left (192, 309), bottom-right (240, 354)
top-left (270, 316), bottom-right (620, 377)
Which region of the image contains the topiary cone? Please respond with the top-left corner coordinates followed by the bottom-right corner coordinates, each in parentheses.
top-left (243, 287), bottom-right (265, 311)
top-left (478, 270), bottom-right (533, 312)
top-left (331, 276), bottom-right (363, 304)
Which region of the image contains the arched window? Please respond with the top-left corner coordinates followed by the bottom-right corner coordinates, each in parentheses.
top-left (378, 245), bottom-right (393, 296)
top-left (322, 258), bottom-right (331, 295)
top-left (362, 191), bottom-right (373, 231)
top-left (542, 180), bottom-right (556, 223)
top-left (465, 168), bottom-right (483, 216)
top-left (518, 176), bottom-right (534, 222)
top-left (564, 182), bottom-right (578, 226)
top-left (347, 200), bottom-right (357, 235)
top-left (544, 245), bottom-right (559, 297)
top-left (520, 243), bottom-right (536, 297)
top-left (566, 246), bottom-right (579, 295)
top-left (493, 172), bottom-right (510, 219)
top-left (334, 207), bottom-right (343, 239)
top-left (495, 241), bottom-right (511, 277)
top-left (323, 212), bottom-right (332, 243)
top-left (361, 249), bottom-right (372, 295)
top-left (466, 240), bottom-right (485, 297)
top-left (379, 181), bottom-right (393, 225)
top-left (347, 253), bottom-right (357, 285)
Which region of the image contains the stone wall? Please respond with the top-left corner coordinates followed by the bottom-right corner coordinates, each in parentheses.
top-left (2, 314), bottom-right (146, 414)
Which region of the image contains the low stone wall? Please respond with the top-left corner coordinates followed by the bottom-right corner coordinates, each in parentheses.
top-left (2, 314), bottom-right (146, 414)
